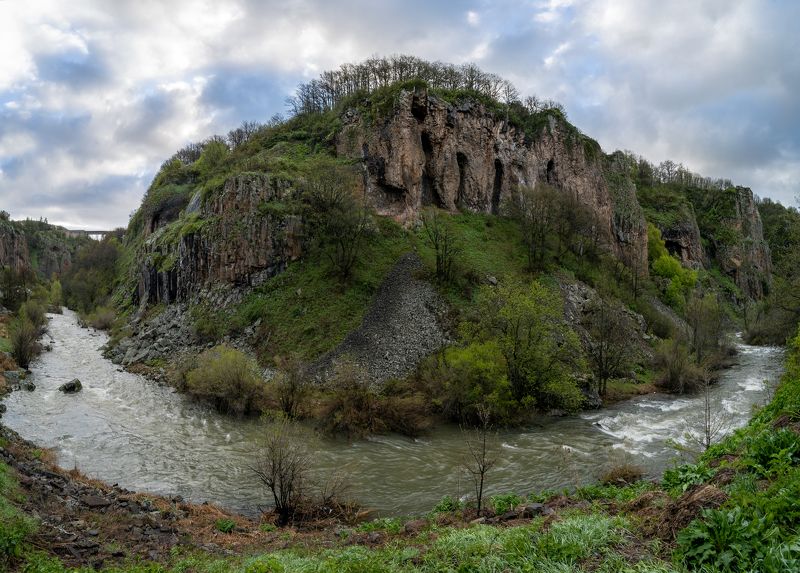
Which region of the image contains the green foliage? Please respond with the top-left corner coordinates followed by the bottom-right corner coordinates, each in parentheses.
top-left (184, 345), bottom-right (265, 415)
top-left (234, 217), bottom-right (409, 362)
top-left (431, 495), bottom-right (462, 514)
top-left (62, 236), bottom-right (121, 313)
top-left (356, 517), bottom-right (404, 535)
top-left (432, 341), bottom-right (515, 424)
top-left (474, 280), bottom-right (585, 412)
top-left (0, 462), bottom-right (36, 566)
top-left (490, 493), bottom-right (522, 514)
top-left (215, 519), bottom-right (236, 534)
top-left (677, 506), bottom-right (778, 572)
top-left (741, 428), bottom-right (800, 478)
top-left (662, 463), bottom-right (716, 494)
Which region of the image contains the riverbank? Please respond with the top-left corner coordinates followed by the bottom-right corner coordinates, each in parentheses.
top-left (1, 322), bottom-right (798, 571)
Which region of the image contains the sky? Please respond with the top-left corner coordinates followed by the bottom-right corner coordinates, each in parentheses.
top-left (0, 0), bottom-right (798, 230)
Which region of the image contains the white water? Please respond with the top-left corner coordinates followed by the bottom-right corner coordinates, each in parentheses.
top-left (2, 310), bottom-right (785, 515)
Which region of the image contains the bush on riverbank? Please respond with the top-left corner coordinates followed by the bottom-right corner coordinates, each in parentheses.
top-left (79, 306), bottom-right (116, 330)
top-left (9, 317), bottom-right (40, 369)
top-left (184, 345), bottom-right (266, 415)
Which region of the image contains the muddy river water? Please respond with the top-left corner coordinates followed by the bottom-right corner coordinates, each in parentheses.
top-left (2, 310), bottom-right (785, 516)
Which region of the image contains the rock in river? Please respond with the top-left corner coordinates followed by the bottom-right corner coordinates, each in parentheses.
top-left (59, 379), bottom-right (83, 393)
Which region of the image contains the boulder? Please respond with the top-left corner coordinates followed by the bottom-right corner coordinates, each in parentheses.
top-left (59, 379), bottom-right (82, 393)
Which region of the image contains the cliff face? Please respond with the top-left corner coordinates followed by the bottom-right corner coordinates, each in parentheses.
top-left (0, 223), bottom-right (30, 273)
top-left (136, 173), bottom-right (302, 306)
top-left (713, 187), bottom-right (771, 299)
top-left (336, 90), bottom-right (649, 273)
top-left (661, 218), bottom-right (704, 270)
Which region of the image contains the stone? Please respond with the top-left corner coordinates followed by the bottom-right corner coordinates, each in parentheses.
top-left (518, 503), bottom-right (546, 518)
top-left (0, 404), bottom-right (6, 414)
top-left (487, 275), bottom-right (498, 286)
top-left (80, 495), bottom-right (112, 509)
top-left (59, 379), bottom-right (82, 393)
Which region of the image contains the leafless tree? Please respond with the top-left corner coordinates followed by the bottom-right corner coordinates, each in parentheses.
top-left (251, 416), bottom-right (311, 526)
top-left (272, 355), bottom-right (310, 419)
top-left (583, 298), bottom-right (636, 396)
top-left (462, 406), bottom-right (497, 514)
top-left (509, 184), bottom-right (558, 270)
top-left (421, 208), bottom-right (461, 284)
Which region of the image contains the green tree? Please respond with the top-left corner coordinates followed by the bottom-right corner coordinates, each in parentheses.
top-left (477, 280), bottom-right (584, 411)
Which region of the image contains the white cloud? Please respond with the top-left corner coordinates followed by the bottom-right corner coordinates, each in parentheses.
top-left (0, 0), bottom-right (798, 229)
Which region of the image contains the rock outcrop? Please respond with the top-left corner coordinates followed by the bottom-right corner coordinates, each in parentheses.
top-left (660, 217), bottom-right (704, 270)
top-left (713, 187), bottom-right (771, 299)
top-left (336, 89), bottom-right (649, 274)
top-left (315, 253), bottom-right (448, 384)
top-left (0, 221), bottom-right (30, 272)
top-left (136, 173), bottom-right (303, 306)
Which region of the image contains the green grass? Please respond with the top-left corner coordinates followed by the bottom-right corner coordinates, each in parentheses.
top-left (0, 336), bottom-right (11, 353)
top-left (0, 461), bottom-right (37, 566)
top-left (219, 216), bottom-right (412, 363)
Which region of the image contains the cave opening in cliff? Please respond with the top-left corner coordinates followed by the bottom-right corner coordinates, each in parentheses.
top-left (546, 159), bottom-right (556, 184)
top-left (492, 159), bottom-right (503, 214)
top-left (420, 131), bottom-right (443, 207)
top-left (457, 152), bottom-right (469, 209)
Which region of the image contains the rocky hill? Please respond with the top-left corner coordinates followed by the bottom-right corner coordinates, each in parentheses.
top-left (111, 58), bottom-right (775, 394)
top-left (0, 216), bottom-right (91, 280)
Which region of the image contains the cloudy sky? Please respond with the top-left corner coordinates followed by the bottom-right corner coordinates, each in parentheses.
top-left (1, 0), bottom-right (798, 229)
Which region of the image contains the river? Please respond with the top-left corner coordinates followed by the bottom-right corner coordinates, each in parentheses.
top-left (1, 310), bottom-right (785, 516)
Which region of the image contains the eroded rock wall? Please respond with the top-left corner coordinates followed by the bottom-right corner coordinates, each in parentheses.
top-left (336, 90), bottom-right (648, 273)
top-left (136, 173), bottom-right (302, 306)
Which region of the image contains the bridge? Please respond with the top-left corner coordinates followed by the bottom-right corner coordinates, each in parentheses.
top-left (64, 229), bottom-right (112, 241)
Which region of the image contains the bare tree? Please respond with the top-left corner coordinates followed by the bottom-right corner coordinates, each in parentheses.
top-left (509, 184), bottom-right (558, 270)
top-left (272, 355), bottom-right (310, 419)
top-left (583, 298), bottom-right (636, 396)
top-left (462, 406), bottom-right (497, 514)
top-left (305, 164), bottom-right (372, 280)
top-left (251, 416), bottom-right (311, 526)
top-left (421, 208), bottom-right (461, 284)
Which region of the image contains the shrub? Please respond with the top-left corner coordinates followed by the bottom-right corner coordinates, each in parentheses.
top-left (318, 360), bottom-right (382, 438)
top-left (19, 300), bottom-right (46, 332)
top-left (252, 416), bottom-right (312, 526)
top-left (491, 493), bottom-right (522, 515)
top-left (85, 306), bottom-right (116, 330)
top-left (10, 317), bottom-right (40, 369)
top-left (215, 518), bottom-right (236, 533)
top-left (270, 355), bottom-right (310, 419)
top-left (600, 463), bottom-right (644, 486)
top-left (653, 338), bottom-right (705, 393)
top-left (185, 345), bottom-right (266, 415)
top-left (662, 463), bottom-right (715, 494)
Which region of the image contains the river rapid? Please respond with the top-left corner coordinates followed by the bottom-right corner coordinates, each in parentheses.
top-left (2, 310), bottom-right (785, 516)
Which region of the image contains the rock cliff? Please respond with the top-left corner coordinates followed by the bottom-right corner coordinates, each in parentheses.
top-left (0, 222), bottom-right (30, 272)
top-left (336, 89), bottom-right (649, 273)
top-left (712, 187), bottom-right (771, 299)
top-left (136, 173), bottom-right (302, 306)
